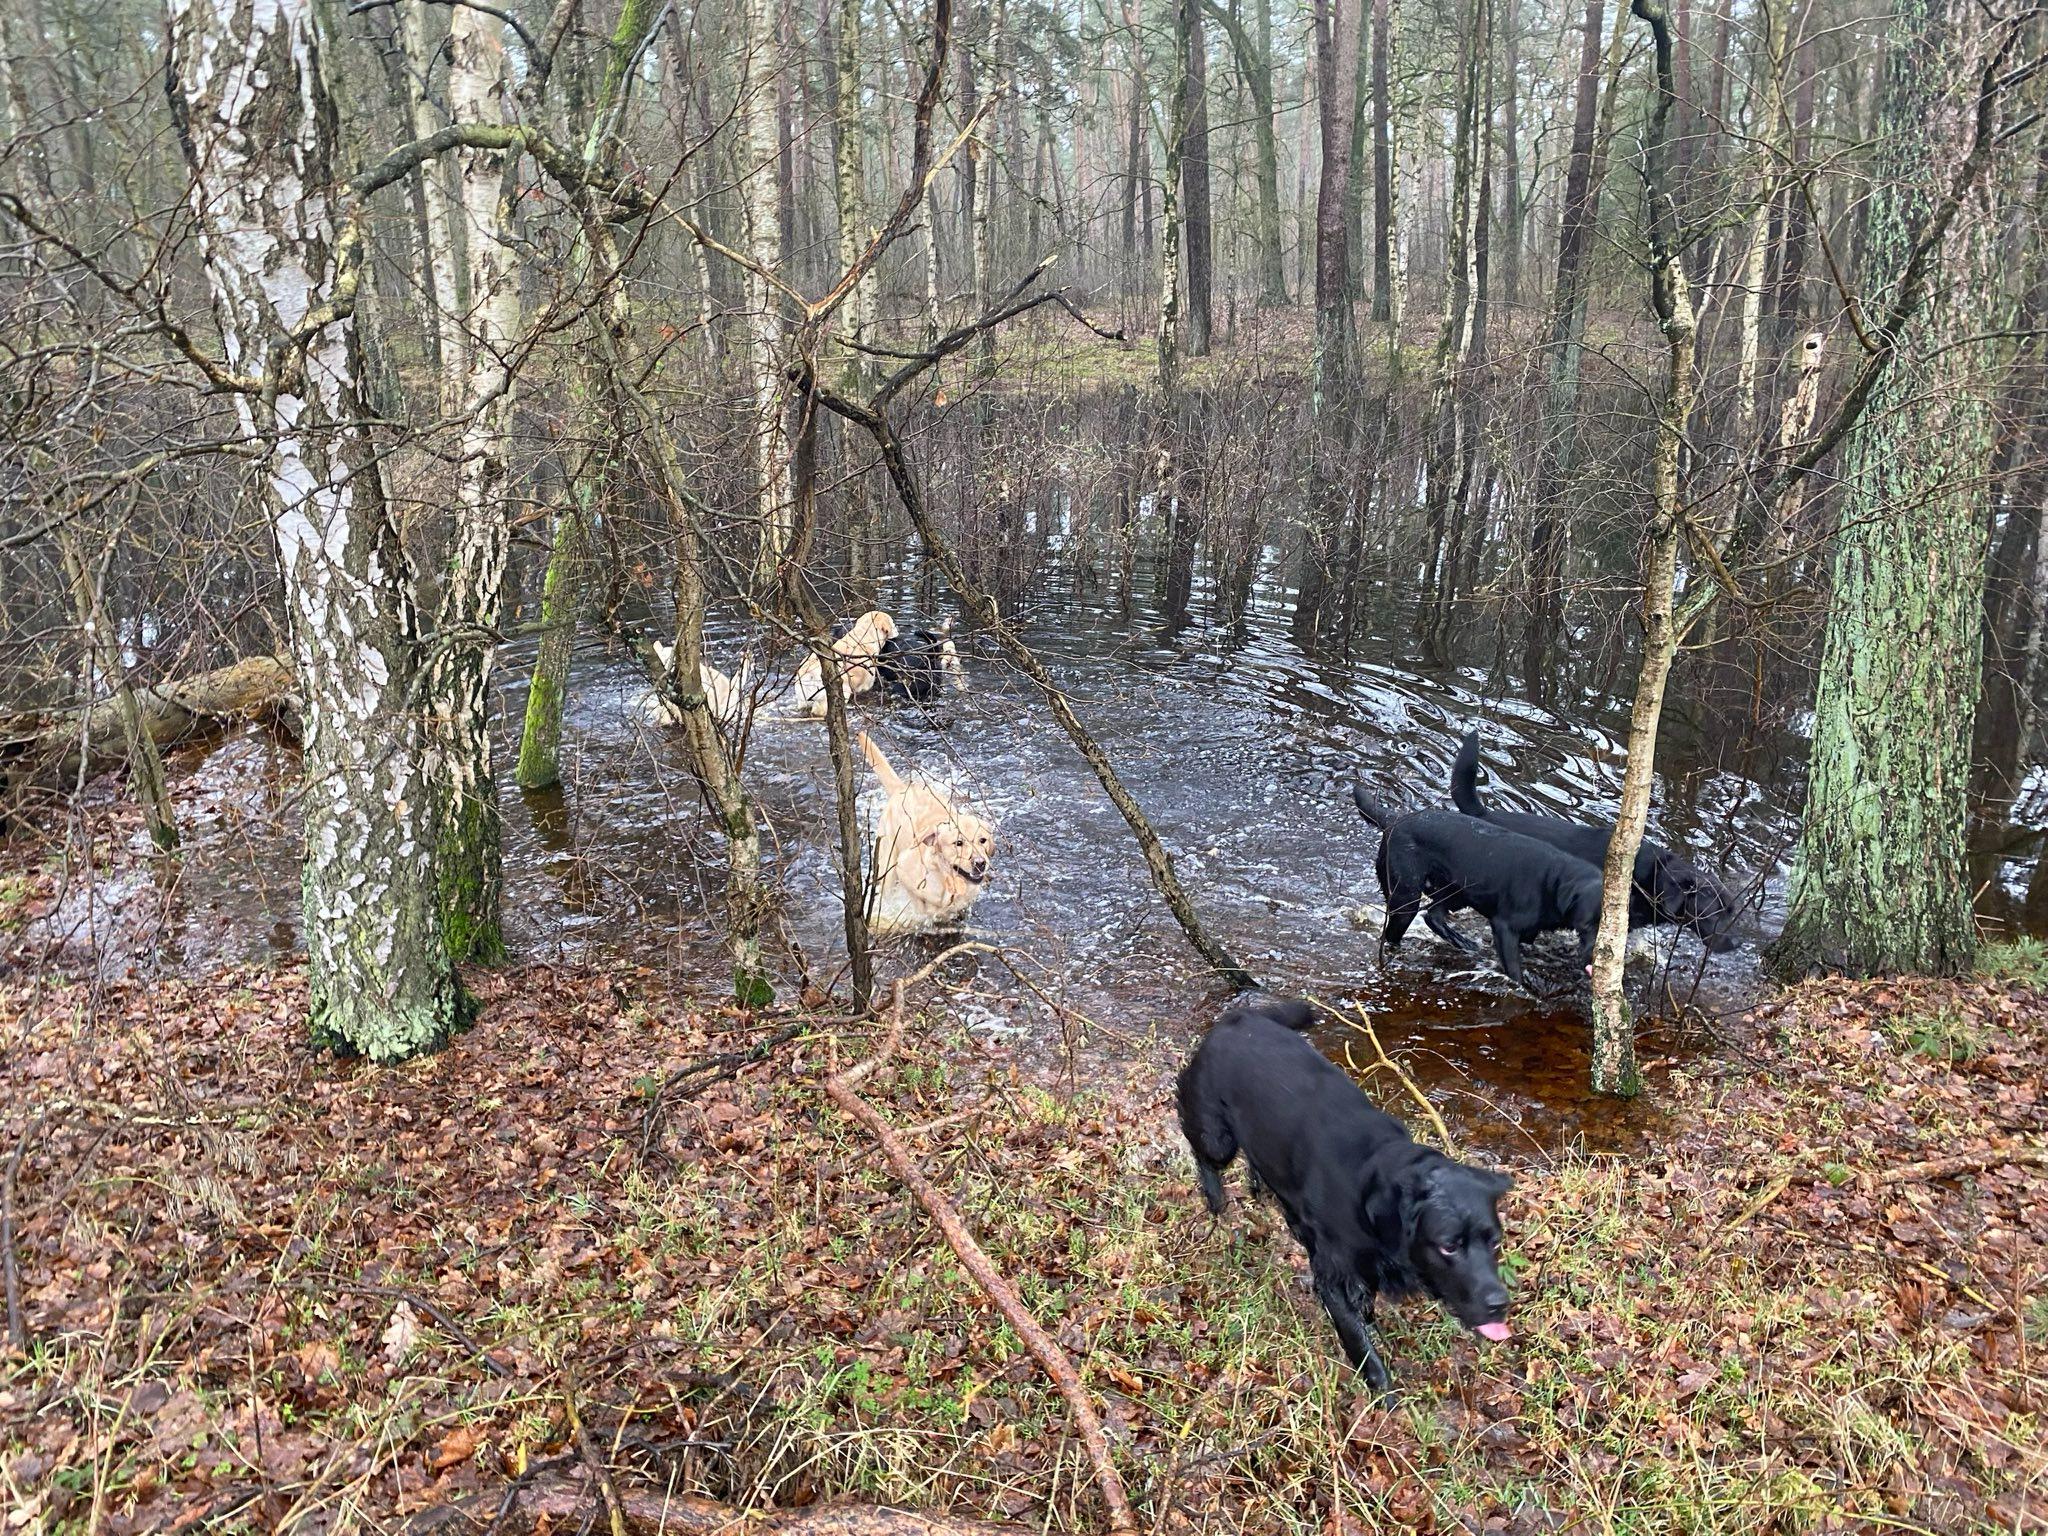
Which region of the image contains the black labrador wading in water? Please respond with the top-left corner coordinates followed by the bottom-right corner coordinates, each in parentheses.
top-left (1352, 786), bottom-right (1604, 989)
top-left (1450, 730), bottom-right (1742, 953)
top-left (1177, 999), bottom-right (1514, 1393)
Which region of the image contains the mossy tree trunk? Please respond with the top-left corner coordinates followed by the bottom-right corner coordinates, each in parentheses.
top-left (513, 489), bottom-right (588, 793)
top-left (1770, 0), bottom-right (2002, 980)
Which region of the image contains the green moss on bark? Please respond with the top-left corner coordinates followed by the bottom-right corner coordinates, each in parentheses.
top-left (1770, 0), bottom-right (2001, 981)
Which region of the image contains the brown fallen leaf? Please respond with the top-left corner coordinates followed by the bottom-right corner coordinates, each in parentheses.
top-left (294, 1339), bottom-right (340, 1382)
top-left (431, 1424), bottom-right (479, 1472)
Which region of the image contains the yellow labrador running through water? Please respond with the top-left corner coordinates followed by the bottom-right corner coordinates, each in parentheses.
top-left (784, 610), bottom-right (898, 717)
top-left (857, 732), bottom-right (995, 935)
top-left (635, 642), bottom-right (748, 730)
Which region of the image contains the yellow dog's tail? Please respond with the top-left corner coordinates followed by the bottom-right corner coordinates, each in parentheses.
top-left (856, 732), bottom-right (906, 795)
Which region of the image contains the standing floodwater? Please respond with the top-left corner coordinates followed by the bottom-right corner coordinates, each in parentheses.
top-left (43, 526), bottom-right (1813, 1150)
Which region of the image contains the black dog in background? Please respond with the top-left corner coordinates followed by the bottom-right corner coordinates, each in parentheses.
top-left (1352, 787), bottom-right (1604, 988)
top-left (877, 625), bottom-right (965, 701)
top-left (1177, 998), bottom-right (1513, 1393)
top-left (1450, 731), bottom-right (1740, 953)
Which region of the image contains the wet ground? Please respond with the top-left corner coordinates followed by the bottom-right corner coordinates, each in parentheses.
top-left (21, 551), bottom-right (1812, 1155)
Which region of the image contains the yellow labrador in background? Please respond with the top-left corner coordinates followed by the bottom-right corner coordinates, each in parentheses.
top-left (784, 610), bottom-right (897, 717)
top-left (636, 641), bottom-right (748, 730)
top-left (857, 732), bottom-right (995, 935)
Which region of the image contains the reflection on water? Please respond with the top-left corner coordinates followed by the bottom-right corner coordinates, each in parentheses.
top-left (51, 546), bottom-right (1816, 1153)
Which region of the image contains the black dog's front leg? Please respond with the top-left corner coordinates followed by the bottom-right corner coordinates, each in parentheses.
top-left (1489, 919), bottom-right (1527, 989)
top-left (1423, 901), bottom-right (1479, 953)
top-left (1312, 1260), bottom-right (1394, 1395)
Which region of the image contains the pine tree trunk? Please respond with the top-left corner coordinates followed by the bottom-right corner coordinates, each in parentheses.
top-left (1496, 7), bottom-right (1521, 311)
top-left (167, 0), bottom-right (463, 1060)
top-left (1971, 136), bottom-right (2048, 837)
top-left (1523, 0), bottom-right (1624, 689)
top-left (1311, 0), bottom-right (1362, 395)
top-left (1771, 0), bottom-right (2002, 979)
top-left (1207, 0), bottom-right (1285, 303)
top-left (1369, 0), bottom-right (1396, 322)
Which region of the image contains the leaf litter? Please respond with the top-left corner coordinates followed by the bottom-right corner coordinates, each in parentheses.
top-left (0, 960), bottom-right (2042, 1533)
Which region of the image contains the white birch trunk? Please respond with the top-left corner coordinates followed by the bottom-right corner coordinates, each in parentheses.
top-left (741, 0), bottom-right (792, 573)
top-left (833, 0), bottom-right (876, 384)
top-left (1733, 0), bottom-right (1789, 445)
top-left (167, 0), bottom-right (461, 1060)
top-left (429, 5), bottom-right (518, 962)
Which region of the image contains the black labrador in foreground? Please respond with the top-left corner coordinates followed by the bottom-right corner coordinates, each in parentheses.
top-left (1177, 999), bottom-right (1513, 1393)
top-left (1451, 731), bottom-right (1740, 953)
top-left (1353, 787), bottom-right (1603, 988)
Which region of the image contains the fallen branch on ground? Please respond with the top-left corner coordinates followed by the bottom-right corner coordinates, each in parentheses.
top-left (1869, 1146), bottom-right (2048, 1186)
top-left (408, 1479), bottom-right (1023, 1535)
top-left (820, 986), bottom-right (1138, 1534)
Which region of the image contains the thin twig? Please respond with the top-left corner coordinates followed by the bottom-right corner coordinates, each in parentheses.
top-left (331, 1280), bottom-right (510, 1379)
top-left (638, 1021), bottom-right (811, 1159)
top-left (1, 1107), bottom-right (44, 1352)
top-left (1328, 1001), bottom-right (1455, 1153)
top-left (561, 1363), bottom-right (627, 1536)
top-left (821, 1001), bottom-right (1137, 1533)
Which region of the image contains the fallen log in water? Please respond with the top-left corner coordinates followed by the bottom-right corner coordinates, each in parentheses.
top-left (0, 654), bottom-right (297, 804)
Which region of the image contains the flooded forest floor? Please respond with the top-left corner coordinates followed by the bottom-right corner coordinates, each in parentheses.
top-left (4, 915), bottom-right (2046, 1530)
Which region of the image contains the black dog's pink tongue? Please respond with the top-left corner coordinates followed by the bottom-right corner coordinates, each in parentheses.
top-left (1474, 1321), bottom-right (1512, 1343)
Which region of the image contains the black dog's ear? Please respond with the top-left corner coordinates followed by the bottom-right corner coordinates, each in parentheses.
top-left (1481, 1167), bottom-right (1513, 1202)
top-left (1386, 1159), bottom-right (1440, 1248)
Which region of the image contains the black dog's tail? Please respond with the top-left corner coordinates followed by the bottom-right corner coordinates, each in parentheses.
top-left (1351, 782), bottom-right (1397, 830)
top-left (1449, 729), bottom-right (1489, 817)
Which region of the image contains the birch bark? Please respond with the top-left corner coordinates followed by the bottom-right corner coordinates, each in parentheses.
top-left (167, 0), bottom-right (462, 1059)
top-left (430, 5), bottom-right (518, 962)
